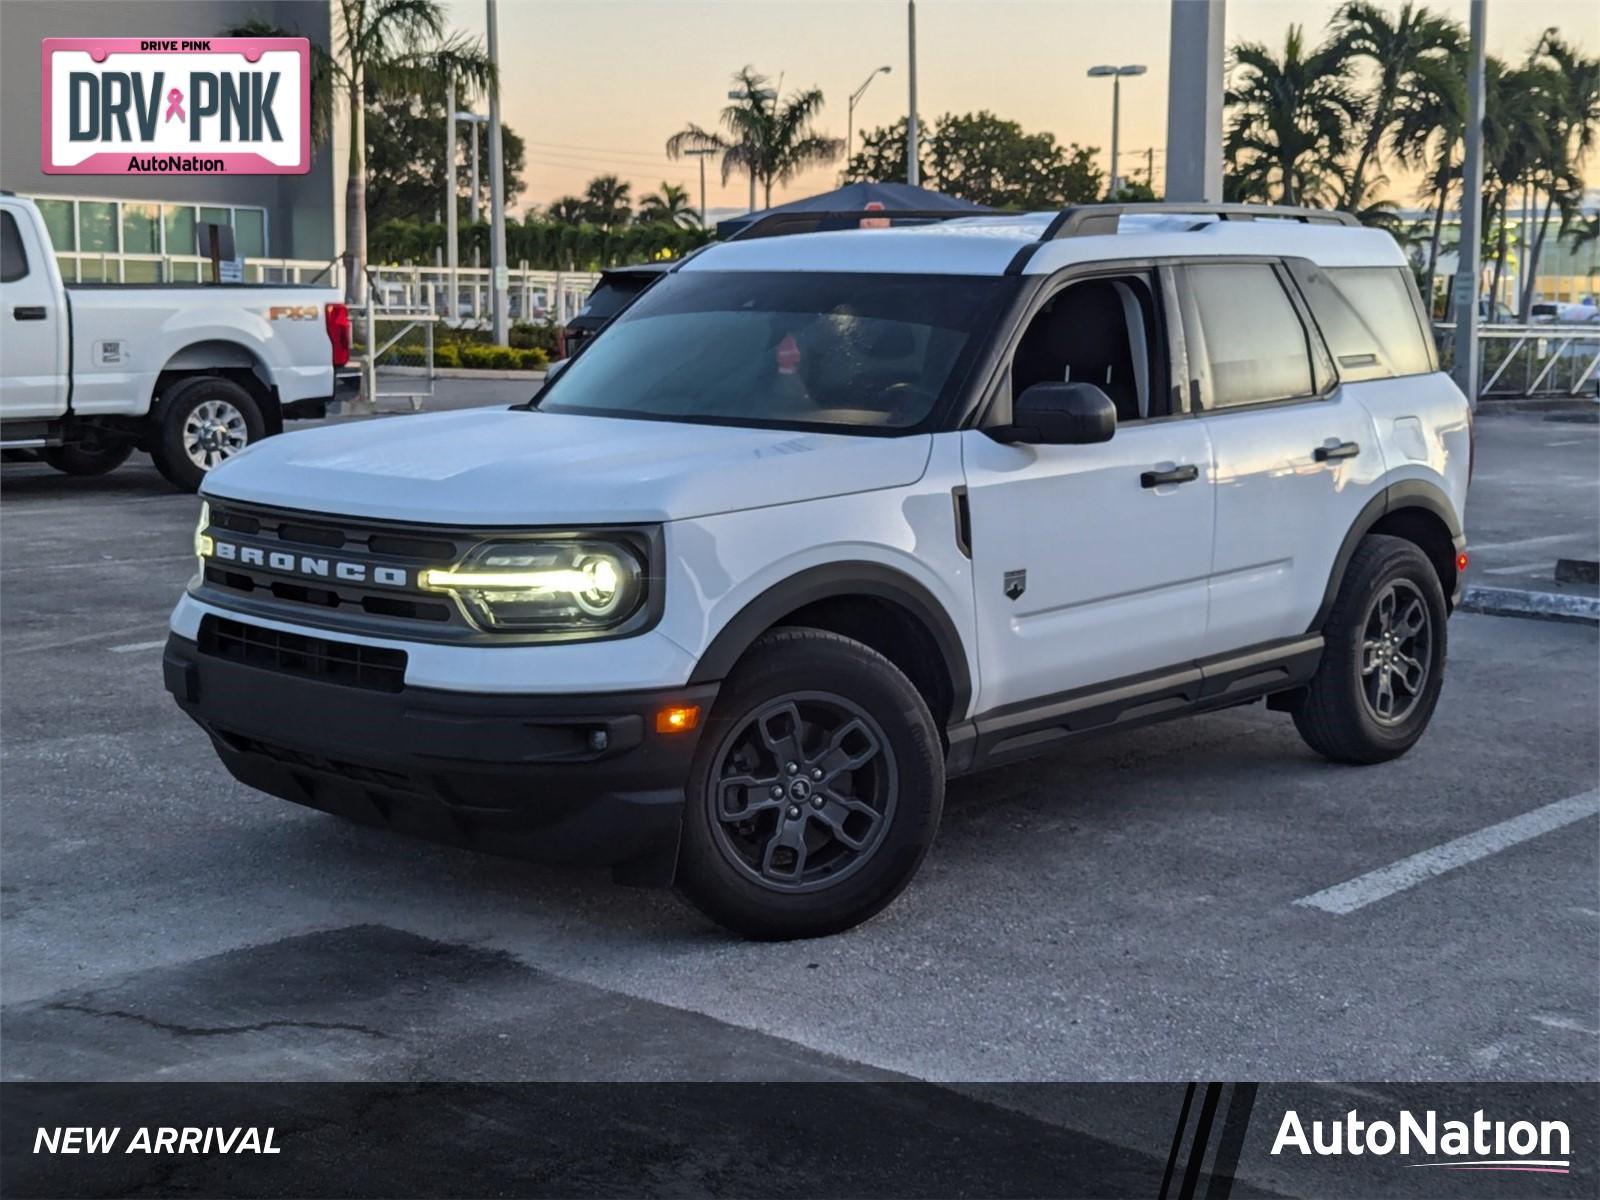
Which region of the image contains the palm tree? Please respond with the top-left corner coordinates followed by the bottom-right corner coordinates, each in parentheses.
top-left (582, 174), bottom-right (633, 232)
top-left (1390, 47), bottom-right (1466, 306)
top-left (1224, 26), bottom-right (1366, 207)
top-left (329, 0), bottom-right (492, 302)
top-left (638, 182), bottom-right (700, 228)
top-left (1329, 2), bottom-right (1462, 212)
top-left (1481, 57), bottom-right (1558, 319)
top-left (666, 67), bottom-right (844, 210)
top-left (1515, 32), bottom-right (1599, 316)
top-left (546, 196), bottom-right (588, 226)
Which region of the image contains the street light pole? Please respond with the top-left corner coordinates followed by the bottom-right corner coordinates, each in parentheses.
top-left (444, 75), bottom-right (457, 322)
top-left (685, 145), bottom-right (716, 230)
top-left (486, 0), bottom-right (509, 346)
top-left (906, 1), bottom-right (919, 186)
top-left (1088, 64), bottom-right (1147, 198)
top-left (1452, 0), bottom-right (1487, 406)
top-left (847, 65), bottom-right (892, 166)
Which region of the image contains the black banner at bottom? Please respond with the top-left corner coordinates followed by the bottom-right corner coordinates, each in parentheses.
top-left (3, 1082), bottom-right (1594, 1198)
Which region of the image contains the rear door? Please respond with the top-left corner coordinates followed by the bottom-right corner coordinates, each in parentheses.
top-left (1179, 260), bottom-right (1383, 656)
top-left (0, 204), bottom-right (69, 421)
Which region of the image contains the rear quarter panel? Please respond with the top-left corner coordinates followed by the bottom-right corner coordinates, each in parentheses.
top-left (1351, 372), bottom-right (1472, 530)
top-left (64, 285), bottom-right (339, 416)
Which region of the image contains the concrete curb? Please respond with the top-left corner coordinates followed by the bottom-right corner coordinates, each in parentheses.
top-left (1459, 585), bottom-right (1600, 624)
top-left (378, 366), bottom-right (547, 381)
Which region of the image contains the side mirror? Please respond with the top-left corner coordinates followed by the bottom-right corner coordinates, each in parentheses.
top-left (989, 382), bottom-right (1117, 446)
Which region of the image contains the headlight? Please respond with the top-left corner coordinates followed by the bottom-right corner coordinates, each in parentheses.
top-left (194, 500), bottom-right (213, 566)
top-left (421, 539), bottom-right (646, 632)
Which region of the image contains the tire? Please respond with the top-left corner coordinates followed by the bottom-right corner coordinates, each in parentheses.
top-left (677, 628), bottom-right (944, 940)
top-left (1293, 534), bottom-right (1448, 764)
top-left (151, 376), bottom-right (264, 492)
top-left (41, 438), bottom-right (133, 476)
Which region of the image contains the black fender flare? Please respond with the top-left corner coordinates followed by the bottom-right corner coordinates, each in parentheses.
top-left (1308, 479), bottom-right (1464, 632)
top-left (687, 561), bottom-right (974, 720)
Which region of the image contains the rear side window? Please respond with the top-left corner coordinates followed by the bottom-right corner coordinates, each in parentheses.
top-left (1185, 263), bottom-right (1316, 409)
top-left (576, 279), bottom-right (644, 321)
top-left (1296, 265), bottom-right (1434, 380)
top-left (0, 211), bottom-right (28, 283)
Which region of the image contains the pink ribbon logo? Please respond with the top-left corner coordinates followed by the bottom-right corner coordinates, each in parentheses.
top-left (164, 88), bottom-right (185, 123)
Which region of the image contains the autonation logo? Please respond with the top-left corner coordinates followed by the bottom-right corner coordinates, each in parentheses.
top-left (1272, 1108), bottom-right (1571, 1175)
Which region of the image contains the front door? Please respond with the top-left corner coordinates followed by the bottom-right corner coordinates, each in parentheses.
top-left (960, 268), bottom-right (1215, 715)
top-left (0, 204), bottom-right (68, 422)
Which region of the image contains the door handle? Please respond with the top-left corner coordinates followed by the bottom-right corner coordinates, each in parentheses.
top-left (12, 306), bottom-right (47, 321)
top-left (1313, 441), bottom-right (1360, 462)
top-left (1141, 463), bottom-right (1200, 488)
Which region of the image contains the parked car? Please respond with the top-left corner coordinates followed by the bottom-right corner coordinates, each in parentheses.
top-left (557, 262), bottom-right (670, 359)
top-left (0, 194), bottom-right (355, 490)
top-left (166, 203), bottom-right (1470, 939)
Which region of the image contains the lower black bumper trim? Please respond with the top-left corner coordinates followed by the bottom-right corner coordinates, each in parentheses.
top-left (164, 633), bottom-right (716, 878)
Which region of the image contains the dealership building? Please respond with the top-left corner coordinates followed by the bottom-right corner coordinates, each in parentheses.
top-left (0, 0), bottom-right (344, 281)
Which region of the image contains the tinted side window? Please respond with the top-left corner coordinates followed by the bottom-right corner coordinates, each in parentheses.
top-left (1187, 264), bottom-right (1315, 409)
top-left (0, 211), bottom-right (28, 283)
top-left (1298, 266), bottom-right (1434, 380)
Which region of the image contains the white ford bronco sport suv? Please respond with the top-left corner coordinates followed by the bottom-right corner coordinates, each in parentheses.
top-left (165, 204), bottom-right (1471, 939)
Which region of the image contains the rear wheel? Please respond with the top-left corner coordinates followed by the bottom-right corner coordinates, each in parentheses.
top-left (151, 376), bottom-right (264, 492)
top-left (677, 628), bottom-right (944, 940)
top-left (1293, 535), bottom-right (1448, 764)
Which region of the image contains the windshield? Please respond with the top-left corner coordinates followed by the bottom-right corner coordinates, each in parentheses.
top-left (538, 270), bottom-right (1014, 433)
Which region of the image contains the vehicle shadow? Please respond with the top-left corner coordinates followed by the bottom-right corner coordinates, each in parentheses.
top-left (0, 457), bottom-right (179, 501)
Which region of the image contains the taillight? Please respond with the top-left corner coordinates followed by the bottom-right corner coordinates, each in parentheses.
top-left (325, 302), bottom-right (351, 368)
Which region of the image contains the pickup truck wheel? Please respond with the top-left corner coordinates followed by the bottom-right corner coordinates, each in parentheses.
top-left (152, 376), bottom-right (264, 492)
top-left (677, 628), bottom-right (943, 940)
top-left (1293, 534), bottom-right (1448, 764)
top-left (41, 437), bottom-right (133, 476)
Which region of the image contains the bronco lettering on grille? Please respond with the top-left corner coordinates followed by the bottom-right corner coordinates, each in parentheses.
top-left (211, 539), bottom-right (410, 588)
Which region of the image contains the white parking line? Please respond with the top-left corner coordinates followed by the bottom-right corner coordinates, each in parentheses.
top-left (1295, 789), bottom-right (1600, 915)
top-left (1466, 533), bottom-right (1584, 553)
top-left (1480, 561), bottom-right (1553, 576)
top-left (109, 639), bottom-right (167, 653)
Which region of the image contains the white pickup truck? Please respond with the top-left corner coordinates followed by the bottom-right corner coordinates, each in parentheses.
top-left (0, 193), bottom-right (355, 490)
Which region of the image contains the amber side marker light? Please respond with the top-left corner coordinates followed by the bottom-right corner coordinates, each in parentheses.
top-left (1457, 552), bottom-right (1470, 573)
top-left (656, 705), bottom-right (702, 734)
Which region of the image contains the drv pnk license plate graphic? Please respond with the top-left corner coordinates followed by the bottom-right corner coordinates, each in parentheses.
top-left (41, 38), bottom-right (310, 175)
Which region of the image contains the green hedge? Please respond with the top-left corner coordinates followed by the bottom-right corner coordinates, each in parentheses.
top-left (431, 343), bottom-right (549, 371)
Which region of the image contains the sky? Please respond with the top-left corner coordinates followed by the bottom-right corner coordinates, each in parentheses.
top-left (442, 0), bottom-right (1598, 218)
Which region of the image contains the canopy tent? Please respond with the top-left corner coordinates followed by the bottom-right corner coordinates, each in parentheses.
top-left (715, 182), bottom-right (988, 240)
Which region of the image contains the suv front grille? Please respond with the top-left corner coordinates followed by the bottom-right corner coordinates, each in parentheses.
top-left (198, 615), bottom-right (407, 692)
top-left (199, 500), bottom-right (468, 634)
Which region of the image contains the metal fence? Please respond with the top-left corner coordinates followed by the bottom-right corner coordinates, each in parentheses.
top-left (1435, 323), bottom-right (1600, 399)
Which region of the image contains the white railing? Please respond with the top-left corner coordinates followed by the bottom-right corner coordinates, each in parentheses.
top-left (365, 263), bottom-right (599, 326)
top-left (1435, 323), bottom-right (1600, 397)
top-left (52, 252), bottom-right (600, 325)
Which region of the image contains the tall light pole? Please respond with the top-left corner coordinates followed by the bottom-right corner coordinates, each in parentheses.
top-left (906, 2), bottom-right (919, 186)
top-left (444, 75), bottom-right (457, 321)
top-left (728, 85), bottom-right (777, 212)
top-left (847, 65), bottom-right (891, 166)
top-left (685, 145), bottom-right (717, 230)
top-left (1164, 0), bottom-right (1225, 203)
top-left (486, 0), bottom-right (509, 345)
top-left (1452, 0), bottom-right (1488, 406)
top-left (1088, 64), bottom-right (1147, 197)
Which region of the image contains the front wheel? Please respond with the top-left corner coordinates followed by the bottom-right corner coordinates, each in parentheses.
top-left (677, 628), bottom-right (944, 940)
top-left (41, 436), bottom-right (133, 476)
top-left (1293, 534), bottom-right (1448, 764)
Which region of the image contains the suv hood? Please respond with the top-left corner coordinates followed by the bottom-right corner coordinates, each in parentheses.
top-left (204, 407), bottom-right (933, 524)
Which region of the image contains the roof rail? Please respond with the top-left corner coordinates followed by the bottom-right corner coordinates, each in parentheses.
top-left (726, 209), bottom-right (983, 241)
top-left (1040, 202), bottom-right (1359, 241)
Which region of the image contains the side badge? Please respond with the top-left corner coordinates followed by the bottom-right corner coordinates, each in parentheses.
top-left (1003, 569), bottom-right (1026, 601)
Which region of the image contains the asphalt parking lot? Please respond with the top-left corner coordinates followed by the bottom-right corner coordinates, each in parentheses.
top-left (2, 402), bottom-right (1595, 1098)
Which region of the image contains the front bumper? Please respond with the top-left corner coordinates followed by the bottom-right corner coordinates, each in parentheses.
top-left (163, 632), bottom-right (717, 882)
